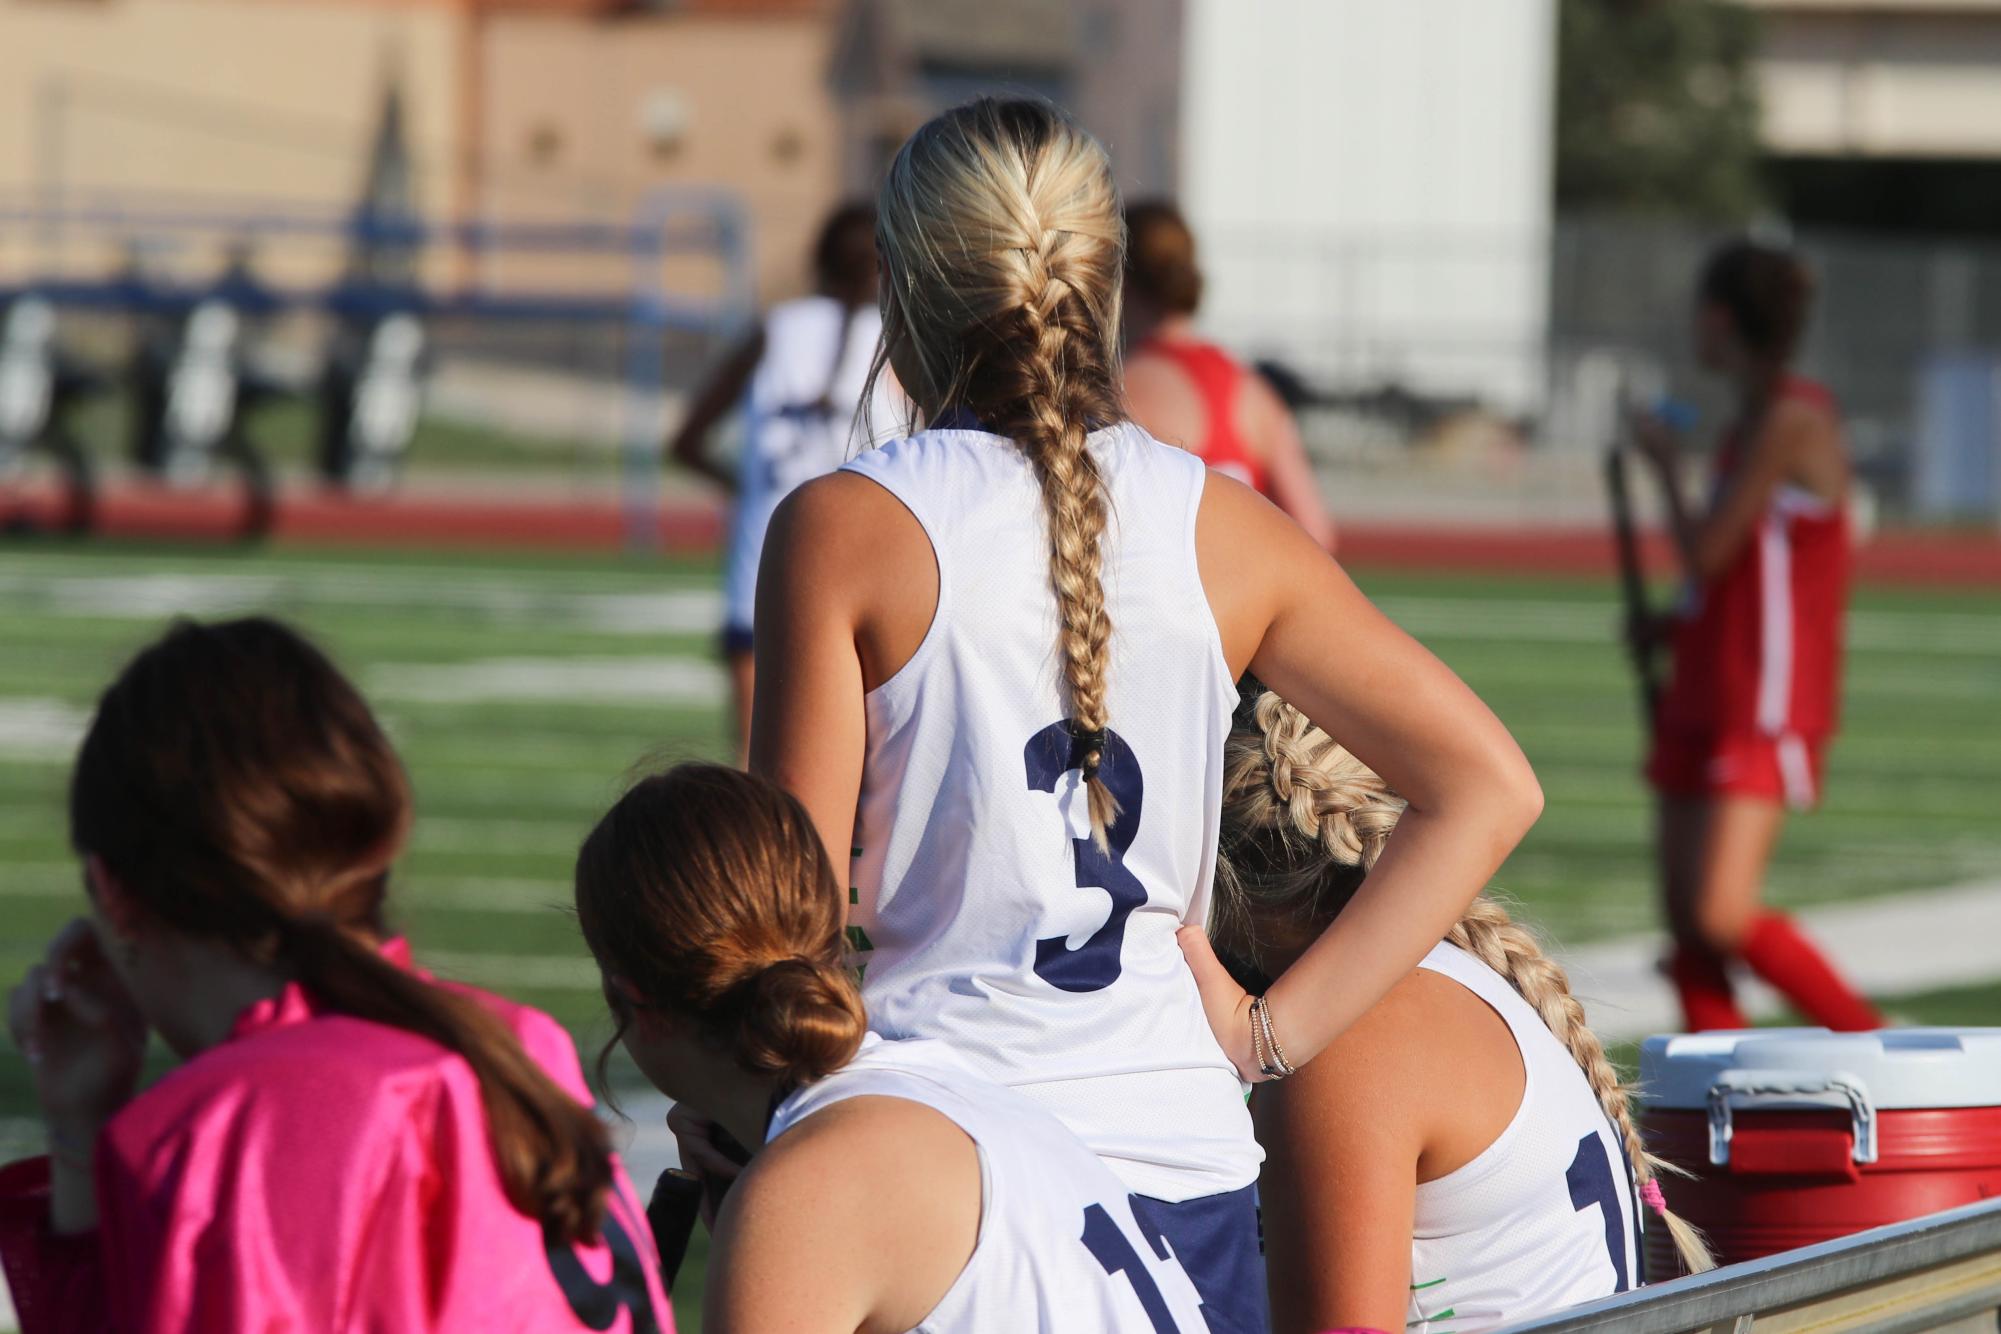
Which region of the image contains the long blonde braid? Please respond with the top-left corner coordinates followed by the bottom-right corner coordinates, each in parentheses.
top-left (871, 98), bottom-right (1128, 842)
top-left (1218, 689), bottom-right (1715, 1277)
top-left (1447, 899), bottom-right (1715, 1275)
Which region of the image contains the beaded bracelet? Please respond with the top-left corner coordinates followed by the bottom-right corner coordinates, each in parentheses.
top-left (1249, 994), bottom-right (1296, 1080)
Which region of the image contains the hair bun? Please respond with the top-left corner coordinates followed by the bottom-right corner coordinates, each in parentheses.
top-left (731, 956), bottom-right (866, 1089)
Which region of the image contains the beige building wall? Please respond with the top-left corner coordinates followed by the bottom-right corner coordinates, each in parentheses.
top-left (1749, 0), bottom-right (2001, 157)
top-left (480, 10), bottom-right (844, 305)
top-left (0, 0), bottom-right (464, 283)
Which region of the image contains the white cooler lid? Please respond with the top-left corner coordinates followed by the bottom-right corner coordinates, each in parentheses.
top-left (1642, 1028), bottom-right (2001, 1111)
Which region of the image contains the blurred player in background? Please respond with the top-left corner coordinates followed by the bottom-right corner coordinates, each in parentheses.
top-left (577, 764), bottom-right (1211, 1333)
top-left (747, 98), bottom-right (1540, 1333)
top-left (1632, 240), bottom-right (1882, 1034)
top-left (1123, 200), bottom-right (1337, 549)
top-left (0, 619), bottom-right (667, 1333)
top-left (1214, 688), bottom-right (1710, 1334)
top-left (669, 203), bottom-right (887, 756)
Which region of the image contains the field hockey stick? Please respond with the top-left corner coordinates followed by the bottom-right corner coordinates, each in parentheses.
top-left (646, 1169), bottom-right (704, 1294)
top-left (647, 1123), bottom-right (754, 1292)
top-left (1604, 442), bottom-right (1661, 721)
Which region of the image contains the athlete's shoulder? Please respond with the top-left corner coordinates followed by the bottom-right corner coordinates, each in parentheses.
top-left (774, 466), bottom-right (913, 544)
top-left (1781, 374), bottom-right (1839, 415)
top-left (719, 1092), bottom-right (981, 1330)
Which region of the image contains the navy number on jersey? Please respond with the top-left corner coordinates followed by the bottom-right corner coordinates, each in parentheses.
top-left (545, 1199), bottom-right (660, 1332)
top-left (1023, 721), bottom-right (1146, 993)
top-left (1081, 1203), bottom-right (1181, 1333)
top-left (1564, 1132), bottom-right (1632, 1293)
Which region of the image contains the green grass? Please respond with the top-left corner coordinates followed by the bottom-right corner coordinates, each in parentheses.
top-left (65, 388), bottom-right (625, 483)
top-left (1, 542), bottom-right (1998, 1331)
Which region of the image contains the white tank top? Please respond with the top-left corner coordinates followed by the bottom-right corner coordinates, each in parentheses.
top-left (838, 423), bottom-right (1258, 1203)
top-left (769, 1036), bottom-right (1210, 1334)
top-left (722, 295), bottom-right (891, 632)
top-left (1406, 943), bottom-right (1645, 1332)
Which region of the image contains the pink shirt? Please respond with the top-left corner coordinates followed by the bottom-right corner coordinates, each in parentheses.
top-left (0, 941), bottom-right (671, 1333)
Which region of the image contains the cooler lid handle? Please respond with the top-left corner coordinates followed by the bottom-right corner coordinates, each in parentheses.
top-left (1706, 1070), bottom-right (1878, 1168)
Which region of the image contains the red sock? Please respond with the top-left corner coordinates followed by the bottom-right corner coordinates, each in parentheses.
top-left (1668, 946), bottom-right (1747, 1031)
top-left (1740, 912), bottom-right (1884, 1031)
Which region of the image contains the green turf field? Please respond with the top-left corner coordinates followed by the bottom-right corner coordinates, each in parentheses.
top-left (2, 541), bottom-right (1997, 1330)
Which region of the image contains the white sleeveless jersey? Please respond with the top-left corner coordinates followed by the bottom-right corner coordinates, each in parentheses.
top-left (1405, 943), bottom-right (1644, 1332)
top-left (721, 295), bottom-right (890, 633)
top-left (769, 1035), bottom-right (1211, 1334)
top-left (838, 423), bottom-right (1257, 1203)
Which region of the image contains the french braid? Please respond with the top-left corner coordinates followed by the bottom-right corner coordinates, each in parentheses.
top-left (1218, 690), bottom-right (1715, 1276)
top-left (871, 98), bottom-right (1128, 844)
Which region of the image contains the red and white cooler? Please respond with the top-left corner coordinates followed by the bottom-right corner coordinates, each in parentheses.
top-left (1640, 1028), bottom-right (2001, 1274)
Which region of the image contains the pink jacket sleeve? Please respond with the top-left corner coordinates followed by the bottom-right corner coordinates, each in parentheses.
top-left (0, 1157), bottom-right (110, 1334)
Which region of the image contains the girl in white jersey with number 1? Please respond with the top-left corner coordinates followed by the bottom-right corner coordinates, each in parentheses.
top-left (667, 203), bottom-right (889, 756)
top-left (1214, 688), bottom-right (1713, 1333)
top-left (737, 99), bottom-right (1542, 1333)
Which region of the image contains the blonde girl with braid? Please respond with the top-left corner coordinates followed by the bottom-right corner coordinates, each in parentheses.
top-left (707, 97), bottom-right (1540, 1333)
top-left (1216, 688), bottom-right (1712, 1334)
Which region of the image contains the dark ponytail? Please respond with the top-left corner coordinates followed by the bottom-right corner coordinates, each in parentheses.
top-left (70, 618), bottom-right (614, 1245)
top-left (1700, 239), bottom-right (1814, 370)
top-left (1125, 199), bottom-right (1205, 316)
top-left (574, 765), bottom-right (866, 1093)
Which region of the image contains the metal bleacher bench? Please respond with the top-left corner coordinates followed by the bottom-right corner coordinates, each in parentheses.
top-left (1493, 1196), bottom-right (2001, 1334)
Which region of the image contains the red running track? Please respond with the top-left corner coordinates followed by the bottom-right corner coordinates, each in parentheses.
top-left (14, 480), bottom-right (2001, 588)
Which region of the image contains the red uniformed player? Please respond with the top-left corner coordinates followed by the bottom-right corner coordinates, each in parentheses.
top-left (1633, 240), bottom-right (1883, 1034)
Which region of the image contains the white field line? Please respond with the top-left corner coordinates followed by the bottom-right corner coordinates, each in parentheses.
top-left (0, 567), bottom-right (1994, 655)
top-left (1556, 877), bottom-right (2001, 1041)
top-left (367, 656), bottom-right (725, 707)
top-left (1374, 596), bottom-right (2001, 657)
top-left (0, 700), bottom-right (88, 761)
top-left (0, 570), bottom-right (722, 637)
top-left (0, 863), bottom-right (577, 915)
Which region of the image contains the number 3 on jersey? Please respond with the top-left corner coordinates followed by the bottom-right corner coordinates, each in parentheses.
top-left (1023, 721), bottom-right (1146, 993)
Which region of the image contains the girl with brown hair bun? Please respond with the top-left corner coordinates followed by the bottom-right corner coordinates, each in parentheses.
top-left (575, 763), bottom-right (1208, 1333)
top-left (1215, 689), bottom-right (1712, 1334)
top-left (1123, 199), bottom-right (1336, 549)
top-left (1629, 239), bottom-right (1880, 1034)
top-left (0, 617), bottom-right (668, 1334)
top-left (746, 96), bottom-right (1540, 1332)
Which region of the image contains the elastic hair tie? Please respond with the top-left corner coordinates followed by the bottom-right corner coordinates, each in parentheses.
top-left (1641, 1178), bottom-right (1668, 1216)
top-left (1067, 722), bottom-right (1108, 773)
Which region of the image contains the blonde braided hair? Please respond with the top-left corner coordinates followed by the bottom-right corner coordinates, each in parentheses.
top-left (1218, 689), bottom-right (1715, 1277)
top-left (870, 98), bottom-right (1127, 842)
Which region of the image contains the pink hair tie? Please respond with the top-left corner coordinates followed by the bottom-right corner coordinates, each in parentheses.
top-left (1641, 1178), bottom-right (1669, 1216)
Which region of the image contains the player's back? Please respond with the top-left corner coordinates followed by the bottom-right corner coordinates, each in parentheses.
top-left (1662, 375), bottom-right (1851, 740)
top-left (768, 1035), bottom-right (1211, 1334)
top-left (1406, 943), bottom-right (1643, 1331)
top-left (837, 421), bottom-right (1257, 1202)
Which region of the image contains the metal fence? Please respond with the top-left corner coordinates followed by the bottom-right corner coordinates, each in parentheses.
top-left (1494, 1197), bottom-right (2001, 1334)
top-left (1202, 215), bottom-right (2001, 504)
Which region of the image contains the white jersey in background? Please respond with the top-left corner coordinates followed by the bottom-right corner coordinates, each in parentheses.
top-left (839, 423), bottom-right (1257, 1203)
top-left (1405, 942), bottom-right (1644, 1333)
top-left (769, 1035), bottom-right (1210, 1334)
top-left (721, 295), bottom-right (890, 636)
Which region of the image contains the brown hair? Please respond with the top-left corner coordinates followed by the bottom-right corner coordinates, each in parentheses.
top-left (68, 617), bottom-right (613, 1245)
top-left (573, 764), bottom-right (864, 1092)
top-left (871, 97), bottom-right (1128, 845)
top-left (813, 201), bottom-right (879, 305)
top-left (1699, 239), bottom-right (1814, 370)
top-left (1216, 690), bottom-right (1715, 1276)
top-left (1124, 199), bottom-right (1203, 316)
